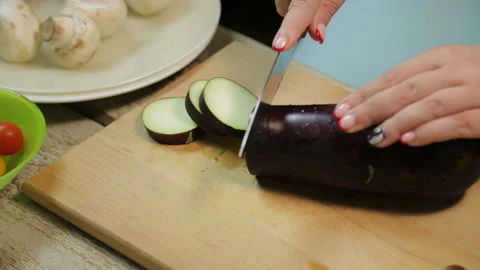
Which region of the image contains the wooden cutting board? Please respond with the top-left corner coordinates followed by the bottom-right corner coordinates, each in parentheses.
top-left (23, 41), bottom-right (480, 270)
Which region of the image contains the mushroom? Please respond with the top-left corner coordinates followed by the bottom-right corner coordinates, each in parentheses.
top-left (40, 7), bottom-right (101, 69)
top-left (64, 0), bottom-right (128, 39)
top-left (0, 0), bottom-right (42, 63)
top-left (125, 0), bottom-right (172, 16)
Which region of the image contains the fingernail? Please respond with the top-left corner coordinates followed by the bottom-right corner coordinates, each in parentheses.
top-left (367, 127), bottom-right (385, 146)
top-left (272, 35), bottom-right (287, 52)
top-left (333, 103), bottom-right (350, 118)
top-left (401, 132), bottom-right (415, 144)
top-left (315, 24), bottom-right (326, 44)
top-left (339, 114), bottom-right (356, 130)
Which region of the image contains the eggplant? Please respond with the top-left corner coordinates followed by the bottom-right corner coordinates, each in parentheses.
top-left (199, 77), bottom-right (258, 137)
top-left (185, 80), bottom-right (224, 135)
top-left (142, 97), bottom-right (205, 145)
top-left (244, 103), bottom-right (480, 198)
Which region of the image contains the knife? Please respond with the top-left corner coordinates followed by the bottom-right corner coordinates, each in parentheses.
top-left (238, 43), bottom-right (300, 157)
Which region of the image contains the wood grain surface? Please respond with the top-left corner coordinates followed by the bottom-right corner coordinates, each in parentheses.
top-left (22, 42), bottom-right (480, 270)
top-left (0, 26), bottom-right (263, 270)
top-left (0, 105), bottom-right (140, 270)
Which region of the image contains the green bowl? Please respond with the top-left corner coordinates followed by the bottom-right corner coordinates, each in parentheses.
top-left (0, 89), bottom-right (46, 190)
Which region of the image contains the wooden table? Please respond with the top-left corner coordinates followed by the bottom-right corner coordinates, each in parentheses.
top-left (0, 26), bottom-right (268, 270)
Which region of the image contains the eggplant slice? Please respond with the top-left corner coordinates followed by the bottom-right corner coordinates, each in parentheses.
top-left (142, 97), bottom-right (205, 145)
top-left (185, 80), bottom-right (224, 135)
top-left (199, 77), bottom-right (258, 137)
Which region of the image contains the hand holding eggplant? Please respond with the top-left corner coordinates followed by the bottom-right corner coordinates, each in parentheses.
top-left (273, 0), bottom-right (345, 51)
top-left (333, 45), bottom-right (480, 148)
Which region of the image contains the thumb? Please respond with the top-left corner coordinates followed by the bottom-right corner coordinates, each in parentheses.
top-left (310, 0), bottom-right (345, 43)
top-left (272, 0), bottom-right (321, 51)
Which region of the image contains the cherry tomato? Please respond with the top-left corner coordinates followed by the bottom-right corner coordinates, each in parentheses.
top-left (0, 121), bottom-right (24, 156)
top-left (0, 156), bottom-right (6, 176)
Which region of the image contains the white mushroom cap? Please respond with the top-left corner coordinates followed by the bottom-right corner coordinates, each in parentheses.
top-left (125, 0), bottom-right (172, 16)
top-left (41, 7), bottom-right (101, 69)
top-left (65, 0), bottom-right (128, 39)
top-left (0, 0), bottom-right (41, 62)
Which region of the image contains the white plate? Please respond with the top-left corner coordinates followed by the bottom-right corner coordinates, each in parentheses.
top-left (21, 35), bottom-right (211, 103)
top-left (0, 0), bottom-right (220, 95)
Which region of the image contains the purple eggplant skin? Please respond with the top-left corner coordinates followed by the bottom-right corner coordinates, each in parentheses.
top-left (245, 103), bottom-right (480, 199)
top-left (198, 91), bottom-right (245, 137)
top-left (146, 127), bottom-right (205, 145)
top-left (185, 91), bottom-right (225, 135)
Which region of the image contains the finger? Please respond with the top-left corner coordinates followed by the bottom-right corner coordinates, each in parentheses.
top-left (308, 0), bottom-right (345, 43)
top-left (400, 109), bottom-right (480, 147)
top-left (337, 68), bottom-right (461, 134)
top-left (369, 86), bottom-right (477, 147)
top-left (275, 0), bottom-right (291, 16)
top-left (333, 49), bottom-right (445, 118)
top-left (273, 0), bottom-right (320, 51)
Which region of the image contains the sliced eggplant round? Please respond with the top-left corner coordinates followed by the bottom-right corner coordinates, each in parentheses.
top-left (199, 77), bottom-right (258, 137)
top-left (142, 97), bottom-right (205, 145)
top-left (185, 80), bottom-right (224, 135)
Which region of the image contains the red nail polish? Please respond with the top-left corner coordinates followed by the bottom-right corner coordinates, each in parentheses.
top-left (332, 111), bottom-right (340, 121)
top-left (335, 118), bottom-right (346, 131)
top-left (272, 46), bottom-right (284, 52)
top-left (315, 29), bottom-right (324, 44)
top-left (272, 36), bottom-right (287, 52)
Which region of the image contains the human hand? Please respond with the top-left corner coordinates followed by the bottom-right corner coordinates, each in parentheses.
top-left (273, 0), bottom-right (345, 51)
top-left (333, 45), bottom-right (480, 148)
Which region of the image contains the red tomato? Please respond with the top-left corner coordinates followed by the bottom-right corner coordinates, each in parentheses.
top-left (0, 121), bottom-right (24, 156)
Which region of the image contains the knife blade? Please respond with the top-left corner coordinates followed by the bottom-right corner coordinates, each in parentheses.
top-left (238, 44), bottom-right (299, 157)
